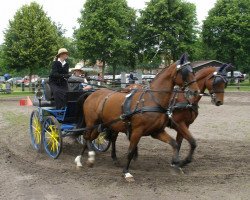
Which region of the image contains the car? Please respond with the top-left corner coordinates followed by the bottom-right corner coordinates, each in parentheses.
top-left (0, 76), bottom-right (5, 83)
top-left (6, 77), bottom-right (23, 85)
top-left (227, 71), bottom-right (245, 82)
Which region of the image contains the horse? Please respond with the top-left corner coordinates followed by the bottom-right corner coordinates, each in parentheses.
top-left (75, 53), bottom-right (200, 181)
top-left (110, 63), bottom-right (232, 168)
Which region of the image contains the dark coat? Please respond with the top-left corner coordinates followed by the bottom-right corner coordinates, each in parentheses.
top-left (49, 60), bottom-right (69, 86)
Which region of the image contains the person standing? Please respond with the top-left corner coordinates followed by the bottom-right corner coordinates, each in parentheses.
top-left (49, 48), bottom-right (70, 109)
top-left (128, 73), bottom-right (135, 84)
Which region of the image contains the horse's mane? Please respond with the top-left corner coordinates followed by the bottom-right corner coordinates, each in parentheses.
top-left (195, 63), bottom-right (230, 81)
top-left (195, 66), bottom-right (216, 81)
top-left (150, 62), bottom-right (176, 84)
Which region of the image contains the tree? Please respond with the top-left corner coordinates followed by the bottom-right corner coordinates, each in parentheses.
top-left (202, 0), bottom-right (250, 73)
top-left (135, 0), bottom-right (198, 68)
top-left (74, 0), bottom-right (136, 77)
top-left (3, 2), bottom-right (62, 77)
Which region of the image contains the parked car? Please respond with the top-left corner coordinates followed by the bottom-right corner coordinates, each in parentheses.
top-left (227, 71), bottom-right (245, 82)
top-left (6, 77), bottom-right (23, 85)
top-left (0, 76), bottom-right (5, 83)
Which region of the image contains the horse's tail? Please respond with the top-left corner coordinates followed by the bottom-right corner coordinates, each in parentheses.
top-left (76, 92), bottom-right (92, 129)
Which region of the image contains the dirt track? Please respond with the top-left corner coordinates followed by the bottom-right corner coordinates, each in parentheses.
top-left (0, 92), bottom-right (250, 200)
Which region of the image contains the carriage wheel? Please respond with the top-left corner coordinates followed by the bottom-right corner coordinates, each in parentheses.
top-left (42, 116), bottom-right (62, 159)
top-left (91, 132), bottom-right (111, 152)
top-left (29, 110), bottom-right (42, 151)
top-left (76, 135), bottom-right (86, 145)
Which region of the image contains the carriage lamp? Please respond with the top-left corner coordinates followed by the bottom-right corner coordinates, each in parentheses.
top-left (36, 90), bottom-right (43, 100)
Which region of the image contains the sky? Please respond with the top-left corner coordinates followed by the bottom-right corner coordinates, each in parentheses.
top-left (0, 0), bottom-right (217, 44)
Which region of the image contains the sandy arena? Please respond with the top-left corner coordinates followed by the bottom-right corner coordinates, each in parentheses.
top-left (0, 92), bottom-right (249, 200)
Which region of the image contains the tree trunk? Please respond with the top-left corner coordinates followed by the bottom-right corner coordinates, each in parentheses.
top-left (102, 61), bottom-right (105, 80)
top-left (112, 65), bottom-right (117, 81)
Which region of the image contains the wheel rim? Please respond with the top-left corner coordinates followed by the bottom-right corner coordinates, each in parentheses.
top-left (30, 111), bottom-right (42, 150)
top-left (45, 125), bottom-right (60, 153)
top-left (43, 117), bottom-right (62, 158)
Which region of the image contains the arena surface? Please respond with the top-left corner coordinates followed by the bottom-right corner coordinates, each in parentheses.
top-left (0, 92), bottom-right (249, 199)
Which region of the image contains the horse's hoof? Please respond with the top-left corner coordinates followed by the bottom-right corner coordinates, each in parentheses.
top-left (170, 164), bottom-right (185, 174)
top-left (124, 173), bottom-right (135, 182)
top-left (86, 160), bottom-right (94, 168)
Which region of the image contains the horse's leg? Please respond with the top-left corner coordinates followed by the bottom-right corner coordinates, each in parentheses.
top-left (175, 122), bottom-right (197, 167)
top-left (133, 146), bottom-right (139, 161)
top-left (176, 132), bottom-right (183, 153)
top-left (110, 133), bottom-right (119, 166)
top-left (151, 130), bottom-right (180, 166)
top-left (85, 129), bottom-right (100, 167)
top-left (74, 140), bottom-right (88, 168)
top-left (123, 131), bottom-right (142, 182)
top-left (74, 129), bottom-right (98, 168)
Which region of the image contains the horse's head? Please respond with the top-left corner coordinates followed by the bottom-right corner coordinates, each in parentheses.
top-left (205, 63), bottom-right (233, 106)
top-left (173, 53), bottom-right (200, 102)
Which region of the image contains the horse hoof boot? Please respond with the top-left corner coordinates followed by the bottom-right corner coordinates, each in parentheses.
top-left (74, 155), bottom-right (83, 168)
top-left (124, 173), bottom-right (135, 182)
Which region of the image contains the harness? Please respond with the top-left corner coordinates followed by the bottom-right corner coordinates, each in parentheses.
top-left (71, 60), bottom-right (198, 137)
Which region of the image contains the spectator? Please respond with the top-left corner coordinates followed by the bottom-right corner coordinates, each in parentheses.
top-left (128, 73), bottom-right (135, 84)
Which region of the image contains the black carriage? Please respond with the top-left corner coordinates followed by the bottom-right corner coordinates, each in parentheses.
top-left (29, 78), bottom-right (111, 159)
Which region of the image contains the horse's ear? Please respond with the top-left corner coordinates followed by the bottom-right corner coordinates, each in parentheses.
top-left (225, 63), bottom-right (234, 72)
top-left (179, 53), bottom-right (189, 65)
top-left (218, 63), bottom-right (228, 73)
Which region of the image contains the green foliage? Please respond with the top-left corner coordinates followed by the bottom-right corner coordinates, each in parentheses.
top-left (135, 0), bottom-right (198, 68)
top-left (202, 0), bottom-right (250, 73)
top-left (3, 2), bottom-right (62, 76)
top-left (74, 0), bottom-right (136, 76)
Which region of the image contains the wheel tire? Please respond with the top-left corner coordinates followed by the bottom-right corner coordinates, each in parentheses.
top-left (29, 110), bottom-right (42, 151)
top-left (42, 116), bottom-right (62, 159)
top-left (91, 132), bottom-right (111, 152)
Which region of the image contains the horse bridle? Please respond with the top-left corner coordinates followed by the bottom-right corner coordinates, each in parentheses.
top-left (206, 71), bottom-right (228, 102)
top-left (175, 61), bottom-right (198, 99)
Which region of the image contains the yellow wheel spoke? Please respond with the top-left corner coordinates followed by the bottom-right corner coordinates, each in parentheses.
top-left (45, 126), bottom-right (59, 152)
top-left (32, 116), bottom-right (41, 144)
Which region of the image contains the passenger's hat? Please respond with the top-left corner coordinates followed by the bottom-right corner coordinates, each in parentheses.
top-left (71, 63), bottom-right (84, 73)
top-left (57, 48), bottom-right (68, 56)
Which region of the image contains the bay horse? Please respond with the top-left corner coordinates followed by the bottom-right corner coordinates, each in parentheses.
top-left (75, 53), bottom-right (200, 181)
top-left (111, 63), bottom-right (232, 168)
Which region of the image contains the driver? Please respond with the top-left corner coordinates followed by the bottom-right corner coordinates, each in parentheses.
top-left (49, 48), bottom-right (70, 109)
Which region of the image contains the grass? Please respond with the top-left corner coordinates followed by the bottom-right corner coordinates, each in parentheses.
top-left (226, 86), bottom-right (250, 92)
top-left (0, 85), bottom-right (34, 98)
top-left (226, 80), bottom-right (250, 91)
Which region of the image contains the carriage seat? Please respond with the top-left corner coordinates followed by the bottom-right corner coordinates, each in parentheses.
top-left (33, 78), bottom-right (55, 107)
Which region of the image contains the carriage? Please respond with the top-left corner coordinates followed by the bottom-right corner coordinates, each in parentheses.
top-left (29, 78), bottom-right (111, 159)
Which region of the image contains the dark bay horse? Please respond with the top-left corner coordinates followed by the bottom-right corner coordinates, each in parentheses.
top-left (75, 54), bottom-right (200, 181)
top-left (112, 63), bottom-right (232, 168)
top-left (172, 64), bottom-right (232, 166)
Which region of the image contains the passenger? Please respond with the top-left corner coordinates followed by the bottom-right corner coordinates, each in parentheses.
top-left (49, 48), bottom-right (70, 109)
top-left (70, 64), bottom-right (92, 91)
